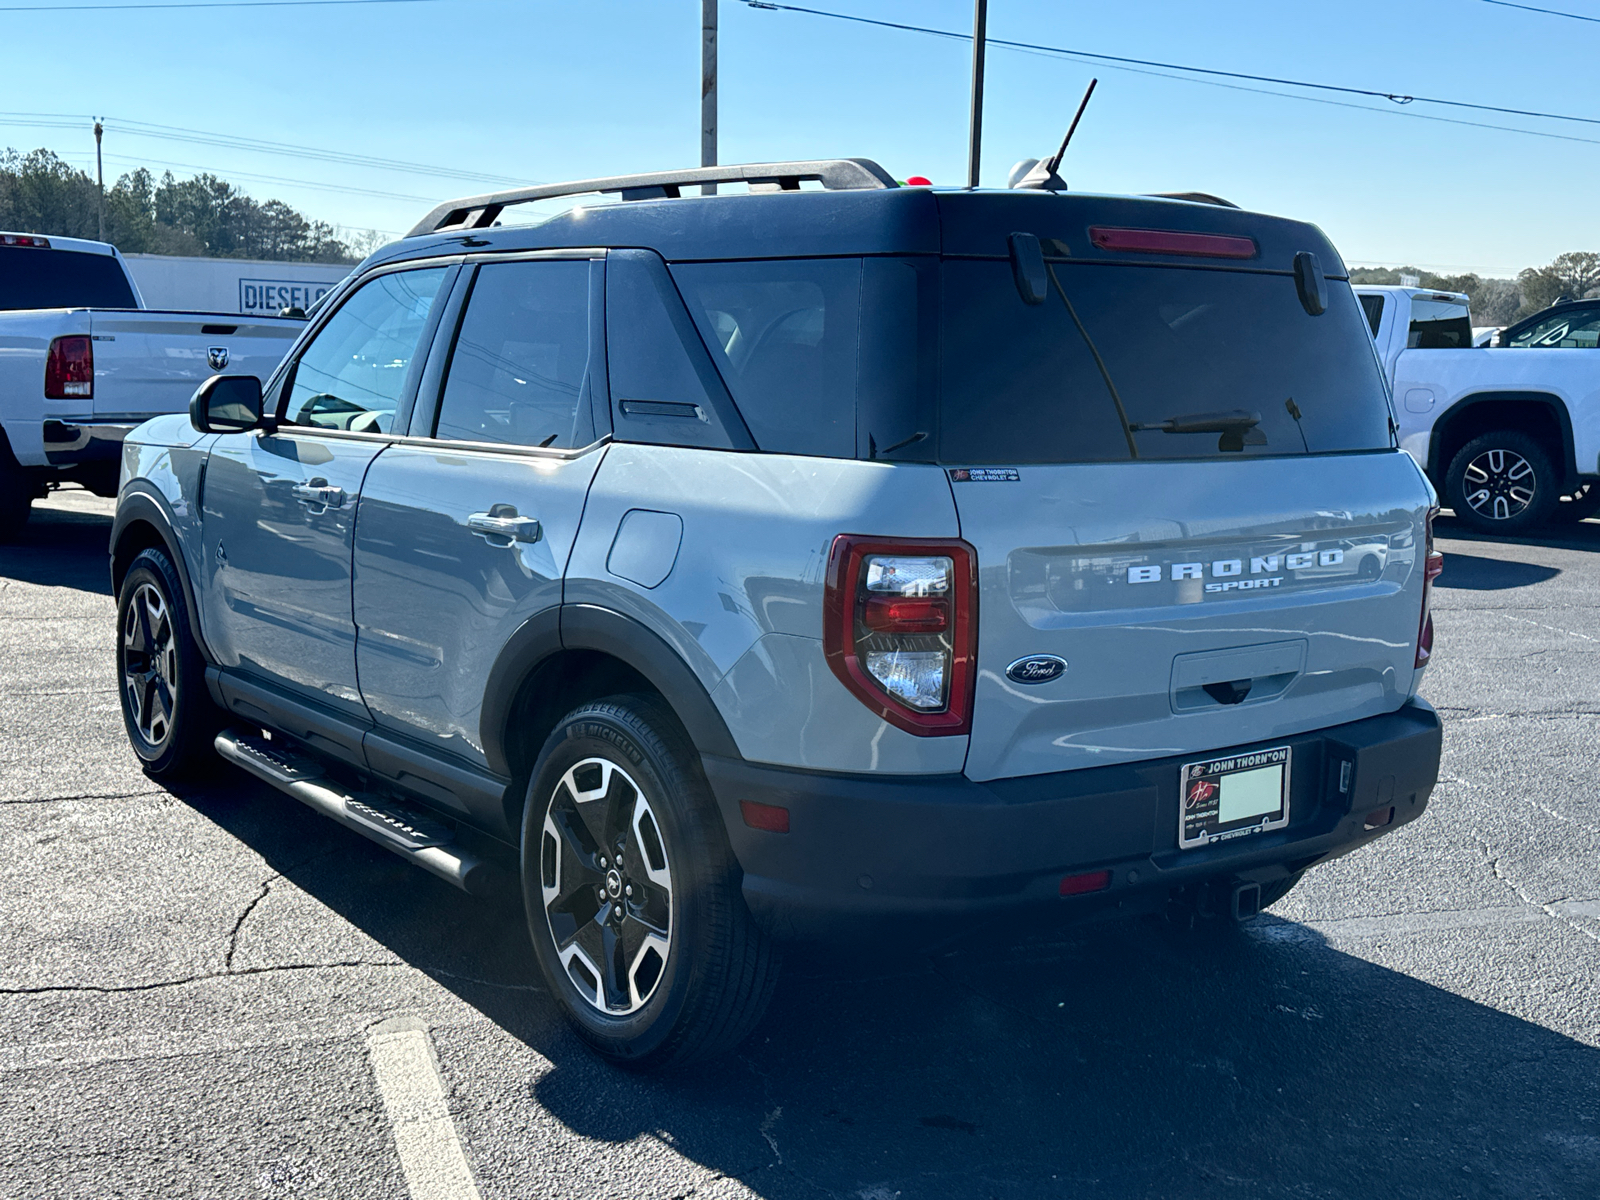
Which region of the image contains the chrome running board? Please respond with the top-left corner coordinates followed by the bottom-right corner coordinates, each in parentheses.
top-left (215, 728), bottom-right (496, 896)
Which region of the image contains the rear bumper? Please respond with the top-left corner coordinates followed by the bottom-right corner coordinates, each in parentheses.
top-left (702, 699), bottom-right (1443, 943)
top-left (42, 419), bottom-right (139, 465)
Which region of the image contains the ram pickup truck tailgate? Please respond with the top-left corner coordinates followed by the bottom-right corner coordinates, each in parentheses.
top-left (953, 452), bottom-right (1431, 781)
top-left (87, 311), bottom-right (302, 419)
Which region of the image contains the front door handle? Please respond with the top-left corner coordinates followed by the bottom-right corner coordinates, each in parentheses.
top-left (292, 477), bottom-right (346, 509)
top-left (467, 504), bottom-right (542, 544)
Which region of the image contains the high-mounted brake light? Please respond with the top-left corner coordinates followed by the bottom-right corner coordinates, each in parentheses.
top-left (1088, 226), bottom-right (1257, 259)
top-left (1415, 506), bottom-right (1444, 669)
top-left (44, 335), bottom-right (93, 400)
top-left (1, 234), bottom-right (50, 248)
top-left (904, 176), bottom-right (933, 187)
top-left (824, 535), bottom-right (977, 736)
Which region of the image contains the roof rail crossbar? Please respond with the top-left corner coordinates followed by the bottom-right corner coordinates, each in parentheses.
top-left (405, 158), bottom-right (898, 238)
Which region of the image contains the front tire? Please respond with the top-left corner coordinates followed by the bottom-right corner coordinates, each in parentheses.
top-left (1444, 431), bottom-right (1558, 534)
top-left (520, 695), bottom-right (779, 1069)
top-left (115, 547), bottom-right (222, 778)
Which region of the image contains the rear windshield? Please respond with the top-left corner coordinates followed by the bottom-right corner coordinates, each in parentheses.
top-left (1407, 295), bottom-right (1473, 348)
top-left (0, 246), bottom-right (138, 311)
top-left (940, 261), bottom-right (1394, 464)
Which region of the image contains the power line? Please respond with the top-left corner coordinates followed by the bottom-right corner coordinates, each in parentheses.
top-left (1478, 0), bottom-right (1600, 24)
top-left (0, 112), bottom-right (531, 186)
top-left (98, 152), bottom-right (435, 202)
top-left (744, 1), bottom-right (1600, 131)
top-left (0, 0), bottom-right (441, 11)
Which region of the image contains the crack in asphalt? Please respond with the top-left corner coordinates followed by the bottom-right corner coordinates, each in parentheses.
top-left (224, 880), bottom-right (273, 971)
top-left (0, 960), bottom-right (412, 996)
top-left (1474, 839), bottom-right (1600, 949)
top-left (0, 788), bottom-right (165, 806)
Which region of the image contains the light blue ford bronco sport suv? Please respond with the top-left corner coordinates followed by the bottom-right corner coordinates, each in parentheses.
top-left (111, 159), bottom-right (1444, 1068)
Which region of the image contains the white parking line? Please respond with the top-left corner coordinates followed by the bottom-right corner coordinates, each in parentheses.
top-left (365, 1016), bottom-right (483, 1200)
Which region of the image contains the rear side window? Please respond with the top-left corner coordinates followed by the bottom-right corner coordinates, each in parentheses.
top-left (0, 247), bottom-right (138, 310)
top-left (673, 258), bottom-right (861, 459)
top-left (1359, 292), bottom-right (1384, 338)
top-left (940, 261), bottom-right (1394, 464)
top-left (1407, 295), bottom-right (1473, 348)
top-left (434, 260), bottom-right (593, 449)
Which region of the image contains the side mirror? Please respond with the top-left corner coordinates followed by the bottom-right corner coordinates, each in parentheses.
top-left (190, 374), bottom-right (266, 434)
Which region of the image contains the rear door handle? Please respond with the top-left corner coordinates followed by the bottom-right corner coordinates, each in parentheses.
top-left (468, 505), bottom-right (542, 544)
top-left (292, 477), bottom-right (346, 509)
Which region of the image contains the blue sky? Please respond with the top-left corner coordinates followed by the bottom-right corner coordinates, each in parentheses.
top-left (4, 0), bottom-right (1597, 276)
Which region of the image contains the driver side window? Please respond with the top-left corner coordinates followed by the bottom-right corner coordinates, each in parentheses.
top-left (283, 267), bottom-right (449, 432)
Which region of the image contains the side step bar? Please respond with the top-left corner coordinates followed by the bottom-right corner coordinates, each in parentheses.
top-left (215, 728), bottom-right (498, 897)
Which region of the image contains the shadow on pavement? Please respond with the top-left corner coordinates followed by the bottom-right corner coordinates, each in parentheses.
top-left (168, 770), bottom-right (1600, 1200)
top-left (1435, 551), bottom-right (1561, 590)
top-left (0, 491), bottom-right (113, 596)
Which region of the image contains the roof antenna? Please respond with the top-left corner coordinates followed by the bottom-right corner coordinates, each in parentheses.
top-left (1009, 78), bottom-right (1097, 191)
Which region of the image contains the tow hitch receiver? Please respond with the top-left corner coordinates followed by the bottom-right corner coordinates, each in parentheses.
top-left (1230, 881), bottom-right (1262, 921)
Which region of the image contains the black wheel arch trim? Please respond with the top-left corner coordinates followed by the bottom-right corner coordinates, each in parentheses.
top-left (111, 486), bottom-right (215, 663)
top-left (1426, 391), bottom-right (1578, 490)
top-left (478, 603), bottom-right (742, 781)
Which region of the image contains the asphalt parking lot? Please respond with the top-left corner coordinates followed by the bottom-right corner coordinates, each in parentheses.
top-left (2, 488), bottom-right (1597, 1200)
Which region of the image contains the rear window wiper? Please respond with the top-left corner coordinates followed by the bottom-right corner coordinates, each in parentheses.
top-left (1128, 409), bottom-right (1267, 452)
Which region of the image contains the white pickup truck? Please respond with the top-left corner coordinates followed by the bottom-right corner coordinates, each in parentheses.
top-left (1355, 285), bottom-right (1600, 532)
top-left (0, 232), bottom-right (308, 536)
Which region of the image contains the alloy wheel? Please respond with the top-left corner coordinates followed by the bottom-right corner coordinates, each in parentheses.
top-left (122, 582), bottom-right (177, 749)
top-left (1462, 447), bottom-right (1537, 522)
top-left (540, 757), bottom-right (674, 1016)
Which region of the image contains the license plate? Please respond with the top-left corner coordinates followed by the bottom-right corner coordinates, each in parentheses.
top-left (1179, 746), bottom-right (1291, 850)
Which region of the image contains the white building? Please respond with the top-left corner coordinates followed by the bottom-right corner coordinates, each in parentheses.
top-left (122, 254), bottom-right (350, 316)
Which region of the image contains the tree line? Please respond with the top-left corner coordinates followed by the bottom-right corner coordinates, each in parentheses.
top-left (1349, 252), bottom-right (1600, 326)
top-left (0, 147), bottom-right (376, 264)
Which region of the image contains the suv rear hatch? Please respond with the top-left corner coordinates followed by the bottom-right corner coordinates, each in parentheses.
top-left (935, 195), bottom-right (1430, 782)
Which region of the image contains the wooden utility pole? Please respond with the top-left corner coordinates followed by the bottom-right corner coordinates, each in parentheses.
top-left (94, 120), bottom-right (105, 242)
top-left (967, 0), bottom-right (987, 188)
top-left (701, 0), bottom-right (717, 196)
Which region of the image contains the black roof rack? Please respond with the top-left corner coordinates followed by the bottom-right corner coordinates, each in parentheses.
top-left (405, 158), bottom-right (899, 238)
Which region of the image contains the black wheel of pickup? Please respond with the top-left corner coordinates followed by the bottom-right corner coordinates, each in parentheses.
top-left (520, 694), bottom-right (779, 1070)
top-left (1552, 481), bottom-right (1600, 524)
top-left (0, 465), bottom-right (33, 543)
top-left (1444, 431), bottom-right (1558, 534)
top-left (115, 547), bottom-right (223, 779)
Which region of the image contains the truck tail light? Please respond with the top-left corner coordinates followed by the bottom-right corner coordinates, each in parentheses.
top-left (823, 535), bottom-right (977, 737)
top-left (45, 335), bottom-right (94, 400)
top-left (1415, 506), bottom-right (1444, 668)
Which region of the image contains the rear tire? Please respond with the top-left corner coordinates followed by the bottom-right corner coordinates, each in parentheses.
top-left (115, 547), bottom-right (223, 779)
top-left (1257, 871), bottom-right (1304, 910)
top-left (0, 465), bottom-right (33, 543)
top-left (520, 694), bottom-right (779, 1070)
top-left (1444, 431), bottom-right (1558, 534)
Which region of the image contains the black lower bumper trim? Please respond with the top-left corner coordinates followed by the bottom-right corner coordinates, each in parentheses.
top-left (702, 700), bottom-right (1443, 942)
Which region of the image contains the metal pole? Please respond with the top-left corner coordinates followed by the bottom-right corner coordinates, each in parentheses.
top-left (94, 120), bottom-right (105, 242)
top-left (701, 0), bottom-right (717, 196)
top-left (967, 0), bottom-right (987, 188)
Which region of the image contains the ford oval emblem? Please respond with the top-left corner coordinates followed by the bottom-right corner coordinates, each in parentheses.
top-left (1006, 655), bottom-right (1067, 684)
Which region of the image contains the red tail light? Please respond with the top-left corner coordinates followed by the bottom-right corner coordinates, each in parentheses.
top-left (1088, 226), bottom-right (1257, 259)
top-left (2, 234), bottom-right (50, 248)
top-left (45, 335), bottom-right (93, 400)
top-left (1415, 506), bottom-right (1444, 668)
top-left (824, 535), bottom-right (977, 736)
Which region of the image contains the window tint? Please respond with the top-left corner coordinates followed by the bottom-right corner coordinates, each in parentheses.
top-left (605, 249), bottom-right (746, 451)
top-left (1508, 307), bottom-right (1600, 348)
top-left (940, 261), bottom-right (1393, 464)
top-left (0, 247), bottom-right (138, 310)
top-left (673, 258), bottom-right (861, 458)
top-left (1358, 292), bottom-right (1384, 338)
top-left (1407, 295), bottom-right (1473, 348)
top-left (285, 267), bottom-right (447, 432)
top-left (434, 261), bottom-right (592, 448)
